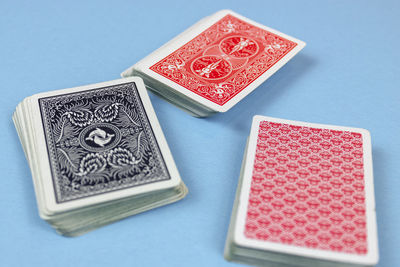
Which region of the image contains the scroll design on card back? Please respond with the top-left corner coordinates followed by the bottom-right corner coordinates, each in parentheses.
top-left (150, 15), bottom-right (297, 106)
top-left (39, 83), bottom-right (170, 203)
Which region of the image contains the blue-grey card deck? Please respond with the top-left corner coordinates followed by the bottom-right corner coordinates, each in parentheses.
top-left (13, 77), bottom-right (187, 236)
top-left (38, 82), bottom-right (171, 203)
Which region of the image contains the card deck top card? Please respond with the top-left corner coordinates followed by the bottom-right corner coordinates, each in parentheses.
top-left (125, 10), bottom-right (306, 113)
top-left (231, 116), bottom-right (378, 266)
top-left (22, 77), bottom-right (183, 215)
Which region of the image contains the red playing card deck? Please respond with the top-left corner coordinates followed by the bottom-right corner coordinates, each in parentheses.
top-left (224, 116), bottom-right (378, 267)
top-left (122, 10), bottom-right (305, 117)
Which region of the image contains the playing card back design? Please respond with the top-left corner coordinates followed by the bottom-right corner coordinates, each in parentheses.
top-left (244, 121), bottom-right (368, 254)
top-left (39, 82), bottom-right (170, 203)
top-left (149, 14), bottom-right (297, 106)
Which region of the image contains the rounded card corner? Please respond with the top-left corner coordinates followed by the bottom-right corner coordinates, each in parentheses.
top-left (252, 115), bottom-right (266, 125)
top-left (359, 128), bottom-right (372, 139)
top-left (215, 9), bottom-right (234, 16)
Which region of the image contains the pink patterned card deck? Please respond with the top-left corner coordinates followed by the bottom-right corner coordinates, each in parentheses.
top-left (230, 116), bottom-right (378, 266)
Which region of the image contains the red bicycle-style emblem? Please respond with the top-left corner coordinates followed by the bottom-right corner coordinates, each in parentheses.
top-left (219, 35), bottom-right (259, 58)
top-left (190, 55), bottom-right (232, 80)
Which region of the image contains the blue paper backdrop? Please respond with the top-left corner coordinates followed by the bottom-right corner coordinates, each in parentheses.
top-left (1, 1), bottom-right (399, 266)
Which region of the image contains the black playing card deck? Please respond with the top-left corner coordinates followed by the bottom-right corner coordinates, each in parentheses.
top-left (13, 77), bottom-right (187, 236)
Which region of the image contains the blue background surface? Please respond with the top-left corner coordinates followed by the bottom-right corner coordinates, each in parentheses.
top-left (1, 1), bottom-right (399, 266)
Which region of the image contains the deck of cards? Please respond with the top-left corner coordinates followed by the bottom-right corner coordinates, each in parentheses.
top-left (13, 77), bottom-right (187, 236)
top-left (224, 116), bottom-right (379, 266)
top-left (122, 10), bottom-right (305, 117)
top-left (12, 8), bottom-right (380, 266)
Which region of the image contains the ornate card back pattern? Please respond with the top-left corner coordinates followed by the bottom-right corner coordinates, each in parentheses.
top-left (150, 14), bottom-right (298, 106)
top-left (244, 121), bottom-right (368, 254)
top-left (39, 82), bottom-right (170, 203)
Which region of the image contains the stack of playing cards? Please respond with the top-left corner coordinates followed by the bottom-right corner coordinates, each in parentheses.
top-left (121, 10), bottom-right (306, 117)
top-left (225, 116), bottom-right (379, 266)
top-left (13, 77), bottom-right (187, 236)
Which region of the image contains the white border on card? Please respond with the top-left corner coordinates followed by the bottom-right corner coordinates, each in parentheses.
top-left (233, 115), bottom-right (378, 265)
top-left (126, 10), bottom-right (306, 113)
top-left (29, 77), bottom-right (182, 215)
